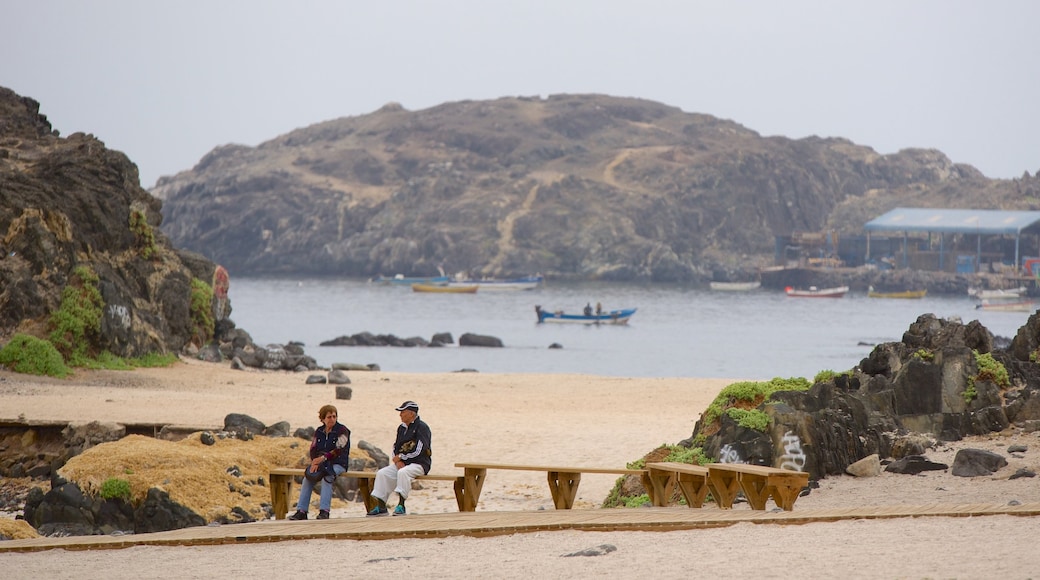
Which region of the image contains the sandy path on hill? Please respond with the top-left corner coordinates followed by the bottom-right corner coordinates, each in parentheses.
top-left (1, 358), bottom-right (1038, 578)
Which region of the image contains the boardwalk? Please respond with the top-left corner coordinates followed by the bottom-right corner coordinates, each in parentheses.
top-left (3, 502), bottom-right (1039, 553)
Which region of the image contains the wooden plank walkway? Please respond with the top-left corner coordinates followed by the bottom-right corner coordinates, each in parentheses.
top-left (3, 502), bottom-right (1039, 553)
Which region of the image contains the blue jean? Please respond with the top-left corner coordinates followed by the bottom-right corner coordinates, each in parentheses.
top-left (294, 463), bottom-right (346, 512)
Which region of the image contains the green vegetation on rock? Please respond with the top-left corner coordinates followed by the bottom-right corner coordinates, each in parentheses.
top-left (48, 265), bottom-right (103, 366)
top-left (702, 377), bottom-right (811, 427)
top-left (0, 333), bottom-right (71, 378)
top-left (725, 408), bottom-right (770, 432)
top-left (965, 350), bottom-right (1010, 402)
top-left (129, 208), bottom-right (158, 260)
top-left (189, 278), bottom-right (214, 346)
top-left (100, 477), bottom-right (132, 501)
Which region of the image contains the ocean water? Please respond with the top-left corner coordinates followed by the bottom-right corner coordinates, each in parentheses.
top-left (225, 278), bottom-right (1032, 381)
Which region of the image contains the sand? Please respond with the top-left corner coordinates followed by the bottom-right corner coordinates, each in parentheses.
top-left (1, 358), bottom-right (1039, 578)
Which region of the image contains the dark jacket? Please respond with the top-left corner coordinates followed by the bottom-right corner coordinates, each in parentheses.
top-left (394, 416), bottom-right (432, 474)
top-left (310, 422), bottom-right (351, 469)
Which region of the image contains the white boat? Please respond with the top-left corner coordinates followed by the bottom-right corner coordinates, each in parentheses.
top-left (709, 281), bottom-right (761, 291)
top-left (968, 286), bottom-right (1028, 300)
top-left (976, 300), bottom-right (1036, 312)
top-left (785, 285), bottom-right (849, 298)
top-left (449, 275), bottom-right (544, 291)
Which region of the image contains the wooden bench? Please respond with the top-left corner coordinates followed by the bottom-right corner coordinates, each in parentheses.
top-left (644, 462), bottom-right (710, 508)
top-left (454, 462), bottom-right (651, 511)
top-left (705, 463), bottom-right (809, 511)
top-left (268, 468), bottom-right (463, 519)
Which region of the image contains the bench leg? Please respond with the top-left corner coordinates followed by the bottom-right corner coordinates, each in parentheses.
top-left (357, 477), bottom-right (378, 512)
top-left (547, 470), bottom-right (581, 509)
top-left (675, 473), bottom-right (709, 508)
top-left (457, 468), bottom-right (486, 512)
top-left (639, 472), bottom-right (659, 506)
top-left (736, 473), bottom-right (770, 510)
top-left (645, 469), bottom-right (675, 507)
top-left (767, 473), bottom-right (808, 511)
top-left (269, 474), bottom-right (293, 520)
top-left (706, 469), bottom-right (740, 509)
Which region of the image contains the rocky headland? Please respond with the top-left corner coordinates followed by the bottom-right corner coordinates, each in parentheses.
top-left (152, 93), bottom-right (1040, 283)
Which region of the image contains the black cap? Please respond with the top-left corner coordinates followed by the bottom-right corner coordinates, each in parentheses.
top-left (395, 400), bottom-right (419, 412)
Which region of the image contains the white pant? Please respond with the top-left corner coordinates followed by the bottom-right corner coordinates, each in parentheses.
top-left (372, 462), bottom-right (425, 502)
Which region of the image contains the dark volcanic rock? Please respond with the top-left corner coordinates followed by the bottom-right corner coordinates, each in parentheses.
top-left (459, 333), bottom-right (504, 347)
top-left (951, 448), bottom-right (1008, 477)
top-left (682, 313), bottom-right (1040, 483)
top-left (0, 86), bottom-right (224, 357)
top-left (884, 455), bottom-right (949, 475)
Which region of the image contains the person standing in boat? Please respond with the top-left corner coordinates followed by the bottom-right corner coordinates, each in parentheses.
top-left (584, 303), bottom-right (593, 316)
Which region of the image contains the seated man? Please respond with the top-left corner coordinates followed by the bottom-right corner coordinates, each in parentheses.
top-left (367, 400), bottom-right (432, 516)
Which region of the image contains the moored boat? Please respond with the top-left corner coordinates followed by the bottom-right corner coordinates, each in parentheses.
top-left (534, 305), bottom-right (636, 325)
top-left (449, 275), bottom-right (544, 291)
top-left (968, 286), bottom-right (1028, 300)
top-left (412, 283), bottom-right (478, 293)
top-left (976, 300), bottom-right (1036, 312)
top-left (709, 281), bottom-right (762, 291)
top-left (374, 274), bottom-right (450, 286)
top-left (785, 285), bottom-right (849, 298)
top-left (867, 287), bottom-right (927, 299)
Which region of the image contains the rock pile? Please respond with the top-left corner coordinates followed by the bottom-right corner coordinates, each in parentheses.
top-left (686, 312), bottom-right (1040, 480)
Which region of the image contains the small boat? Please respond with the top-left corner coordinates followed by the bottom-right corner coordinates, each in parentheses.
top-left (535, 305), bottom-right (636, 325)
top-left (867, 287), bottom-right (927, 299)
top-left (976, 300), bottom-right (1036, 312)
top-left (374, 274), bottom-right (451, 286)
top-left (785, 285), bottom-right (849, 298)
top-left (968, 286), bottom-right (1028, 300)
top-left (709, 281), bottom-right (761, 291)
top-left (412, 283), bottom-right (478, 293)
top-left (450, 275), bottom-right (544, 291)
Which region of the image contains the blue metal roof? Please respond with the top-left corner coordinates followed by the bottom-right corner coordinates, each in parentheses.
top-left (864, 208), bottom-right (1040, 235)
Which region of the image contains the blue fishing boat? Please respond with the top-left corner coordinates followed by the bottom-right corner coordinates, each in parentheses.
top-left (534, 305), bottom-right (636, 325)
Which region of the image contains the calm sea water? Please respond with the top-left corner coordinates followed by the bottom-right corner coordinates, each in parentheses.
top-left (226, 278), bottom-right (1031, 381)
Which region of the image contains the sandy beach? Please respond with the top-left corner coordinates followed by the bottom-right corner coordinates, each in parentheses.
top-left (2, 358), bottom-right (1039, 578)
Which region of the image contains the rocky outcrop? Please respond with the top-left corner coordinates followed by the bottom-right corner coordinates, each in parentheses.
top-left (152, 94), bottom-right (1039, 282)
top-left (0, 86), bottom-right (222, 358)
top-left (684, 312), bottom-right (1040, 481)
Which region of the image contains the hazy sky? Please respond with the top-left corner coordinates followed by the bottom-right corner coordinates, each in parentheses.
top-left (3, 1), bottom-right (1038, 188)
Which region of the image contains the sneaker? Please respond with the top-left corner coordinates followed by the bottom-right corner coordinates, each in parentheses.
top-left (317, 510), bottom-right (330, 520)
top-left (392, 504), bottom-right (407, 516)
top-left (366, 506), bottom-right (389, 517)
top-left (288, 510), bottom-right (307, 521)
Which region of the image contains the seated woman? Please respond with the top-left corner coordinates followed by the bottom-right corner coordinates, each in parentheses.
top-left (288, 404), bottom-right (351, 520)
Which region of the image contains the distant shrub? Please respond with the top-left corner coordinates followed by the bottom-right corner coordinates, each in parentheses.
top-left (75, 350), bottom-right (178, 370)
top-left (100, 477), bottom-right (131, 501)
top-left (0, 334), bottom-right (71, 378)
top-left (48, 265), bottom-right (103, 364)
top-left (663, 444), bottom-right (707, 465)
top-left (913, 349), bottom-right (934, 361)
top-left (621, 493), bottom-right (652, 508)
top-left (702, 377), bottom-right (811, 426)
top-left (189, 278), bottom-right (214, 346)
top-left (813, 369), bottom-right (838, 383)
top-left (974, 351), bottom-right (1009, 388)
top-left (129, 208), bottom-right (158, 259)
top-left (725, 408), bottom-right (770, 432)
top-left (129, 352), bottom-right (179, 368)
top-left (965, 350), bottom-right (1010, 403)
